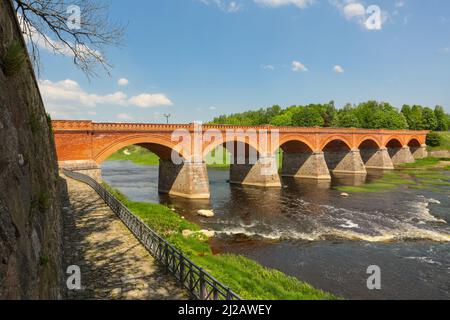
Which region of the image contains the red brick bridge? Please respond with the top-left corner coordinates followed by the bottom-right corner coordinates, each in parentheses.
top-left (53, 120), bottom-right (428, 199)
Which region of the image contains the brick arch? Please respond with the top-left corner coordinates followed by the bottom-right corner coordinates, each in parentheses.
top-left (320, 136), bottom-right (353, 151)
top-left (357, 136), bottom-right (382, 149)
top-left (384, 137), bottom-right (405, 148)
top-left (407, 136), bottom-right (424, 147)
top-left (94, 135), bottom-right (184, 164)
top-left (202, 134), bottom-right (262, 158)
top-left (273, 136), bottom-right (315, 154)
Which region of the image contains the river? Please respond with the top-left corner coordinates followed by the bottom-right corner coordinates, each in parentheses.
top-left (101, 160), bottom-right (450, 300)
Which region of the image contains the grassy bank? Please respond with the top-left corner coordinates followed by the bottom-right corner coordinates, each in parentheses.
top-left (428, 132), bottom-right (450, 152)
top-left (102, 183), bottom-right (338, 300)
top-left (336, 157), bottom-right (450, 194)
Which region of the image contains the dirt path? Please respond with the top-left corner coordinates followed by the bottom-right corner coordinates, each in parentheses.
top-left (61, 176), bottom-right (188, 300)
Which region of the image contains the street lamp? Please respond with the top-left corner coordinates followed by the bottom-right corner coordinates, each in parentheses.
top-left (163, 114), bottom-right (171, 124)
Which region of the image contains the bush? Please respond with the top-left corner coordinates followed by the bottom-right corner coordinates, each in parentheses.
top-left (0, 40), bottom-right (26, 76)
top-left (426, 132), bottom-right (442, 147)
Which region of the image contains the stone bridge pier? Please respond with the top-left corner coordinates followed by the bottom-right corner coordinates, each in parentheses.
top-left (282, 152), bottom-right (331, 180)
top-left (323, 141), bottom-right (367, 175)
top-left (158, 160), bottom-right (210, 199)
top-left (230, 155), bottom-right (281, 187)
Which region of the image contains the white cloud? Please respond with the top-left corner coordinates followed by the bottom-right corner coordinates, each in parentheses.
top-left (262, 64), bottom-right (275, 70)
top-left (199, 0), bottom-right (243, 13)
top-left (210, 106), bottom-right (217, 110)
top-left (128, 94), bottom-right (173, 108)
top-left (343, 2), bottom-right (365, 20)
top-left (333, 65), bottom-right (345, 73)
top-left (254, 0), bottom-right (315, 9)
top-left (292, 60), bottom-right (308, 72)
top-left (39, 79), bottom-right (173, 118)
top-left (117, 113), bottom-right (134, 121)
top-left (118, 78), bottom-right (129, 86)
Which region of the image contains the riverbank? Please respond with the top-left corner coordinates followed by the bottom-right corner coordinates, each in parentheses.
top-left (336, 157), bottom-right (450, 194)
top-left (101, 182), bottom-right (338, 300)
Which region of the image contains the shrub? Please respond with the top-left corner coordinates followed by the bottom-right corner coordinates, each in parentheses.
top-left (0, 40), bottom-right (26, 76)
top-left (426, 132), bottom-right (442, 147)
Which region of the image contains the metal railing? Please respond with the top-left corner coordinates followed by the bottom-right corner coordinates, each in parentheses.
top-left (62, 169), bottom-right (241, 301)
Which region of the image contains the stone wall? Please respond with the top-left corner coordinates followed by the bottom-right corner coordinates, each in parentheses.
top-left (428, 150), bottom-right (450, 158)
top-left (0, 0), bottom-right (62, 299)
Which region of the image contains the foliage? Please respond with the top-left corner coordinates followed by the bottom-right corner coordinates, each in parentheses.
top-left (427, 132), bottom-right (450, 151)
top-left (103, 183), bottom-right (338, 300)
top-left (210, 100), bottom-right (450, 131)
top-left (426, 132), bottom-right (442, 147)
top-left (434, 106), bottom-right (449, 131)
top-left (422, 107), bottom-right (438, 130)
top-left (291, 106), bottom-right (325, 127)
top-left (0, 40), bottom-right (26, 76)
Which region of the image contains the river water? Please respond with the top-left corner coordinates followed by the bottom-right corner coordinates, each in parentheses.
top-left (101, 160), bottom-right (450, 300)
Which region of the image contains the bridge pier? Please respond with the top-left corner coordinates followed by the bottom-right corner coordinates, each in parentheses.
top-left (411, 144), bottom-right (428, 160)
top-left (282, 152), bottom-right (331, 180)
top-left (389, 146), bottom-right (415, 165)
top-left (158, 160), bottom-right (210, 199)
top-left (324, 149), bottom-right (367, 175)
top-left (59, 160), bottom-right (103, 182)
top-left (360, 148), bottom-right (395, 170)
top-left (230, 156), bottom-right (282, 187)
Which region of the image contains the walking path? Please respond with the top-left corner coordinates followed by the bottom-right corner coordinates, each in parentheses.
top-left (61, 176), bottom-right (188, 300)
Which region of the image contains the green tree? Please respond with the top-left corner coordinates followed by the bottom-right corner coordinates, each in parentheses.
top-left (336, 112), bottom-right (361, 128)
top-left (291, 107), bottom-right (325, 127)
top-left (422, 107), bottom-right (438, 130)
top-left (434, 106), bottom-right (449, 131)
top-left (409, 105), bottom-right (425, 130)
top-left (270, 113), bottom-right (293, 126)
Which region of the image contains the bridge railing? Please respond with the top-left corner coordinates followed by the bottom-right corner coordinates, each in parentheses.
top-left (62, 169), bottom-right (241, 301)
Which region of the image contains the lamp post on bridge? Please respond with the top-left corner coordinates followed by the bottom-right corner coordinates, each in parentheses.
top-left (163, 114), bottom-right (171, 124)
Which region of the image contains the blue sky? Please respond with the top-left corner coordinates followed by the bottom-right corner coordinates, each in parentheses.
top-left (37, 0), bottom-right (450, 123)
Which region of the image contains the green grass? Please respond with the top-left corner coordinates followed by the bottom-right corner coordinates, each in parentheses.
top-left (336, 158), bottom-right (450, 194)
top-left (0, 40), bottom-right (26, 76)
top-left (398, 157), bottom-right (443, 168)
top-left (427, 132), bottom-right (450, 151)
top-left (102, 183), bottom-right (338, 300)
top-left (108, 145), bottom-right (160, 165)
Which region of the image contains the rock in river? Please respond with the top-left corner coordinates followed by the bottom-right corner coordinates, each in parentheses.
top-left (197, 209), bottom-right (215, 218)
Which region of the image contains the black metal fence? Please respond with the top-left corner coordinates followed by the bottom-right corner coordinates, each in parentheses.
top-left (62, 169), bottom-right (241, 301)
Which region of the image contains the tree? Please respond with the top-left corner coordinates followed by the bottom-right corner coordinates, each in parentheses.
top-left (14, 0), bottom-right (125, 77)
top-left (422, 107), bottom-right (438, 130)
top-left (409, 105), bottom-right (425, 130)
top-left (336, 112), bottom-right (360, 128)
top-left (270, 113), bottom-right (293, 126)
top-left (434, 106), bottom-right (449, 131)
top-left (426, 132), bottom-right (442, 147)
top-left (291, 107), bottom-right (325, 127)
top-left (401, 105), bottom-right (412, 129)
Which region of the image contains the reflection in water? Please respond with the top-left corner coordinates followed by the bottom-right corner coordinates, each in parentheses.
top-left (101, 161), bottom-right (450, 299)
